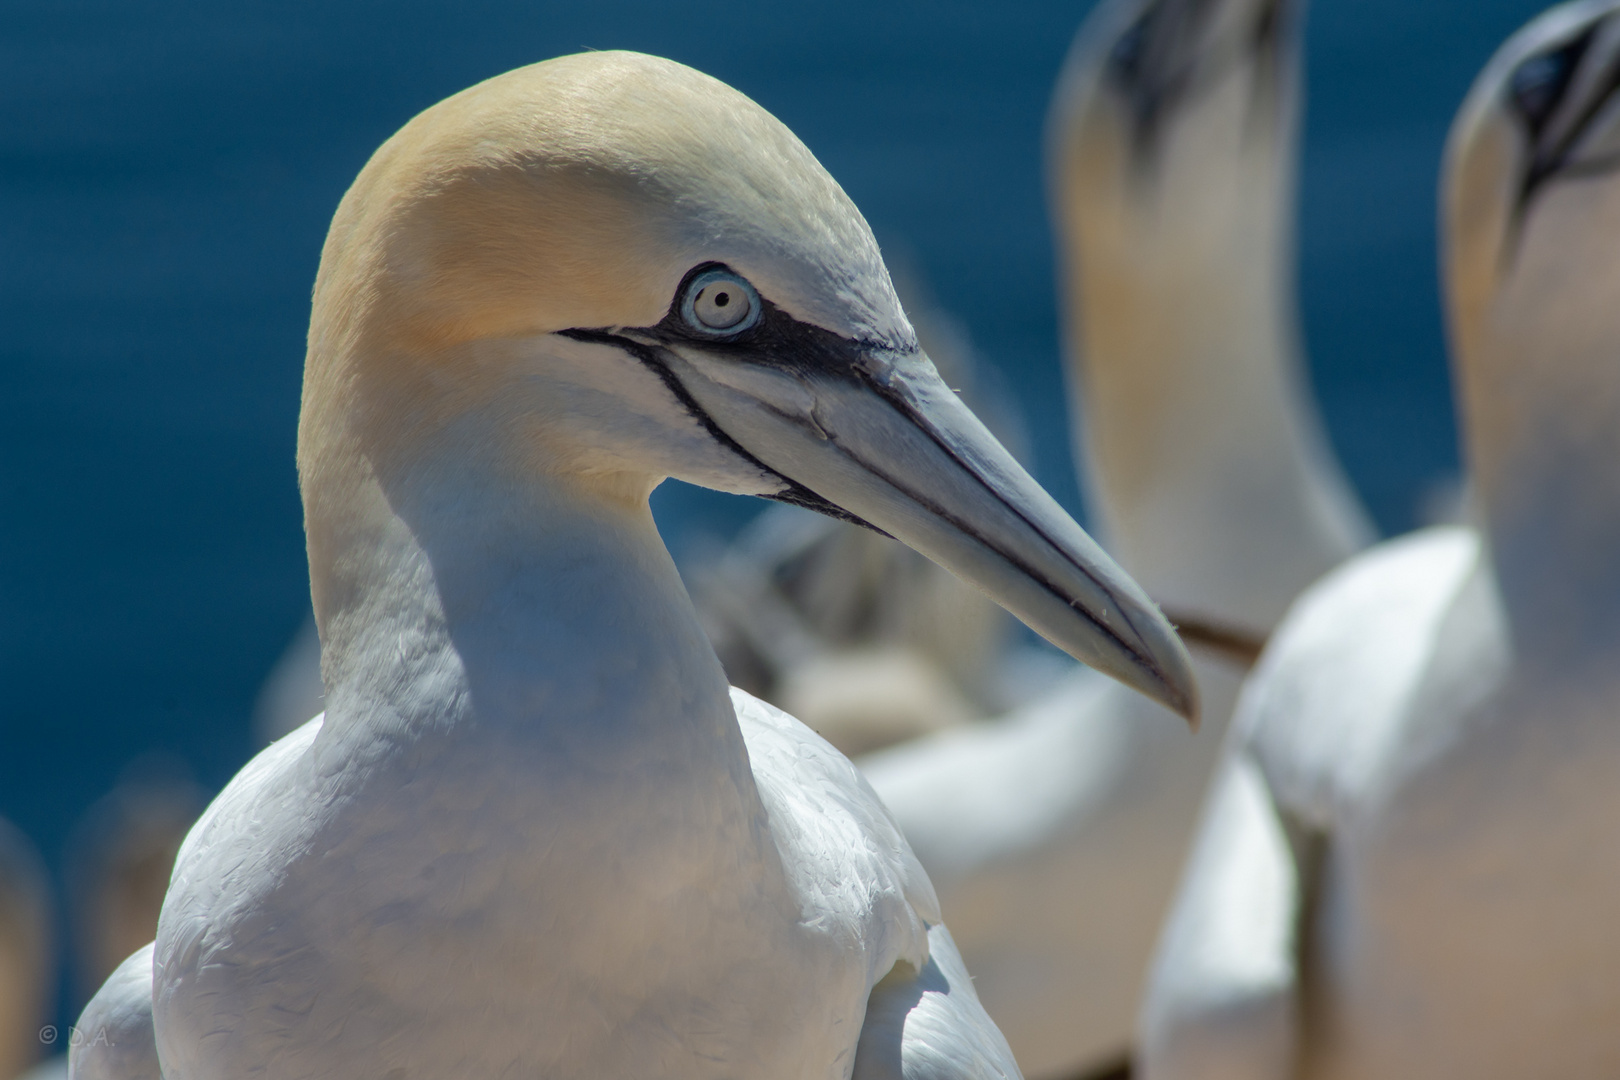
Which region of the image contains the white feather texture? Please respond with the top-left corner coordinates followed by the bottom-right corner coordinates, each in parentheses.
top-left (1140, 3), bottom-right (1620, 1075)
top-left (70, 945), bottom-right (160, 1080)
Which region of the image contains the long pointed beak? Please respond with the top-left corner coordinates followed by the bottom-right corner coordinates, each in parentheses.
top-left (666, 341), bottom-right (1199, 723)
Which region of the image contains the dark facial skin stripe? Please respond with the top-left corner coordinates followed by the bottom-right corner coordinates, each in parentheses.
top-left (562, 268), bottom-right (1170, 692)
top-left (557, 325), bottom-right (886, 533)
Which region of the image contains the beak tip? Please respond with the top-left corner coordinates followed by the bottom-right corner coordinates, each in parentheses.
top-left (1156, 660), bottom-right (1201, 730)
top-left (1137, 619), bottom-right (1201, 729)
top-left (1178, 692), bottom-right (1202, 731)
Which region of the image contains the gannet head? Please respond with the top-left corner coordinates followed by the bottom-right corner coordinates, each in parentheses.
top-left (1049, 0), bottom-right (1300, 403)
top-left (1051, 0), bottom-right (1298, 254)
top-left (299, 51), bottom-right (1197, 720)
top-left (1446, 0), bottom-right (1620, 362)
top-left (1444, 0), bottom-right (1620, 643)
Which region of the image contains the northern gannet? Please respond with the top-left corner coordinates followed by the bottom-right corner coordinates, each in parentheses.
top-left (860, 0), bottom-right (1372, 1073)
top-left (1139, 3), bottom-right (1620, 1075)
top-left (0, 819), bottom-right (50, 1080)
top-left (71, 51), bottom-right (1197, 1080)
top-left (252, 281), bottom-right (1028, 757)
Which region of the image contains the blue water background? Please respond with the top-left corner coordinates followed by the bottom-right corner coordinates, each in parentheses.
top-left (0, 0), bottom-right (1548, 1017)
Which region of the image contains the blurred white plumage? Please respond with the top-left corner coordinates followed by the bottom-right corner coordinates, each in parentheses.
top-left (1140, 4), bottom-right (1620, 1075)
top-left (864, 0), bottom-right (1373, 1072)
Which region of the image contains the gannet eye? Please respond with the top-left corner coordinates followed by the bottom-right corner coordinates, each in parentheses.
top-left (1510, 36), bottom-right (1589, 134)
top-left (681, 268), bottom-right (761, 335)
top-left (1109, 17), bottom-right (1150, 81)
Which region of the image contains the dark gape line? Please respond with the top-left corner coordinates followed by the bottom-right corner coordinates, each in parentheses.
top-left (556, 326), bottom-right (887, 535)
top-left (569, 282), bottom-right (1187, 697)
top-left (562, 313), bottom-right (1180, 695)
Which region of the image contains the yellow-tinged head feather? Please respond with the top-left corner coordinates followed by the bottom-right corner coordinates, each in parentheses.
top-left (299, 50), bottom-right (909, 487)
top-left (315, 51), bottom-right (900, 349)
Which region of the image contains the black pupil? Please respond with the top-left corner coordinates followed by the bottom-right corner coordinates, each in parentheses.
top-left (714, 291), bottom-right (730, 308)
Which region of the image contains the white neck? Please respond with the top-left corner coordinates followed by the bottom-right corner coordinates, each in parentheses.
top-left (1056, 97), bottom-right (1371, 633)
top-left (303, 386), bottom-right (757, 810)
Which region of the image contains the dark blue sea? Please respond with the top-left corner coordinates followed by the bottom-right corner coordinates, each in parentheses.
top-left (0, 0), bottom-right (1549, 1020)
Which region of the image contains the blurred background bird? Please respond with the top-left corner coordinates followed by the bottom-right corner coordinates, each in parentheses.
top-left (63, 763), bottom-right (201, 1013)
top-left (856, 0), bottom-right (1372, 1073)
top-left (1140, 2), bottom-right (1620, 1076)
top-left (0, 766), bottom-right (203, 1080)
top-left (0, 821), bottom-right (50, 1080)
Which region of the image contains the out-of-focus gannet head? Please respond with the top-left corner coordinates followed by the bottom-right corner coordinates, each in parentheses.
top-left (1049, 0), bottom-right (1303, 406)
top-left (299, 51), bottom-right (1197, 719)
top-left (1052, 0), bottom-right (1298, 223)
top-left (1048, 0), bottom-right (1369, 638)
top-left (1445, 0), bottom-right (1620, 650)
